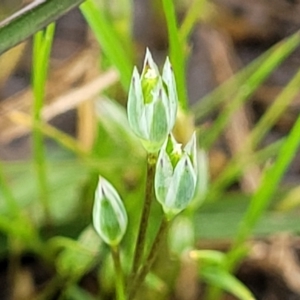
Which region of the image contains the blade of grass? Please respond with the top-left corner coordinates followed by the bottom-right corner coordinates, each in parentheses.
top-left (179, 0), bottom-right (207, 42)
top-left (201, 267), bottom-right (254, 300)
top-left (8, 112), bottom-right (141, 176)
top-left (0, 0), bottom-right (84, 55)
top-left (200, 31), bottom-right (300, 149)
top-left (206, 113), bottom-right (300, 300)
top-left (10, 112), bottom-right (88, 158)
top-left (228, 113), bottom-right (300, 268)
top-left (32, 23), bottom-right (55, 226)
top-left (248, 68), bottom-right (300, 149)
top-left (207, 67), bottom-right (300, 200)
top-left (206, 138), bottom-right (284, 202)
top-left (192, 31), bottom-right (300, 124)
top-left (162, 0), bottom-right (188, 110)
top-left (80, 0), bottom-right (133, 90)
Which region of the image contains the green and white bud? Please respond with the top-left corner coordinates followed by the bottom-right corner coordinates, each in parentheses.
top-left (127, 49), bottom-right (178, 153)
top-left (155, 133), bottom-right (198, 220)
top-left (93, 177), bottom-right (128, 247)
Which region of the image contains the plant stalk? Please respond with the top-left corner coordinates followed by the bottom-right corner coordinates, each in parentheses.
top-left (129, 217), bottom-right (169, 299)
top-left (111, 246), bottom-right (126, 300)
top-left (131, 152), bottom-right (157, 276)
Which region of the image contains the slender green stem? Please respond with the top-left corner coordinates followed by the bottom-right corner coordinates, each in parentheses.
top-left (129, 217), bottom-right (169, 300)
top-left (32, 23), bottom-right (55, 226)
top-left (131, 152), bottom-right (157, 276)
top-left (111, 246), bottom-right (126, 300)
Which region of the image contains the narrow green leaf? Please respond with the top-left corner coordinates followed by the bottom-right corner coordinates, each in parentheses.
top-left (193, 31), bottom-right (300, 125)
top-left (32, 23), bottom-right (56, 225)
top-left (162, 0), bottom-right (188, 110)
top-left (207, 67), bottom-right (300, 200)
top-left (190, 249), bottom-right (226, 266)
top-left (227, 113), bottom-right (300, 269)
top-left (179, 0), bottom-right (207, 42)
top-left (200, 31), bottom-right (300, 149)
top-left (249, 67), bottom-right (300, 149)
top-left (0, 0), bottom-right (84, 54)
top-left (201, 267), bottom-right (255, 300)
top-left (80, 0), bottom-right (133, 89)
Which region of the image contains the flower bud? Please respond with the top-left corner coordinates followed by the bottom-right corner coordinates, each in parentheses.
top-left (93, 177), bottom-right (128, 247)
top-left (155, 133), bottom-right (198, 220)
top-left (127, 49), bottom-right (178, 153)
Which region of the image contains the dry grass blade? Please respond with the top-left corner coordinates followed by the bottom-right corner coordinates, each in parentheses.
top-left (0, 44), bottom-right (119, 143)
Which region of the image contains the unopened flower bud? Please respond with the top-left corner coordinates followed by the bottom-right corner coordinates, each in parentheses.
top-left (93, 177), bottom-right (127, 247)
top-left (127, 49), bottom-right (178, 153)
top-left (155, 133), bottom-right (198, 220)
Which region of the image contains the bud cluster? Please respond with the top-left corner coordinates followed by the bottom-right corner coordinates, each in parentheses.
top-left (93, 49), bottom-right (200, 248)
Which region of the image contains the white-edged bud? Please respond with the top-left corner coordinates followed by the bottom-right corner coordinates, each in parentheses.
top-left (155, 133), bottom-right (198, 220)
top-left (127, 48), bottom-right (178, 153)
top-left (93, 177), bottom-right (128, 247)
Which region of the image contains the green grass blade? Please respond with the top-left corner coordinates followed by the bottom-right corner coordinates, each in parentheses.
top-left (193, 31), bottom-right (300, 124)
top-left (202, 267), bottom-right (254, 300)
top-left (207, 67), bottom-right (300, 200)
top-left (249, 68), bottom-right (300, 149)
top-left (80, 0), bottom-right (133, 90)
top-left (162, 0), bottom-right (188, 110)
top-left (179, 0), bottom-right (207, 42)
top-left (32, 23), bottom-right (55, 226)
top-left (207, 138), bottom-right (284, 202)
top-left (200, 32), bottom-right (300, 149)
top-left (227, 113), bottom-right (300, 268)
top-left (0, 0), bottom-right (84, 55)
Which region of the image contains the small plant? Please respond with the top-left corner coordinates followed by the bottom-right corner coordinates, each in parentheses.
top-left (92, 50), bottom-right (199, 299)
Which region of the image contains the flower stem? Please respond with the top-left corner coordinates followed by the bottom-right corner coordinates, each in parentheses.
top-left (111, 246), bottom-right (126, 300)
top-left (131, 152), bottom-right (157, 275)
top-left (129, 217), bottom-right (169, 299)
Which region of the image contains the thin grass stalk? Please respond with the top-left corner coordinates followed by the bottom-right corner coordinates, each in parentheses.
top-left (200, 32), bottom-right (300, 149)
top-left (206, 138), bottom-right (283, 202)
top-left (131, 153), bottom-right (157, 276)
top-left (9, 112), bottom-right (137, 176)
top-left (206, 114), bottom-right (300, 300)
top-left (207, 67), bottom-right (300, 201)
top-left (193, 31), bottom-right (300, 123)
top-left (179, 0), bottom-right (207, 42)
top-left (0, 0), bottom-right (84, 55)
top-left (228, 114), bottom-right (300, 267)
top-left (80, 0), bottom-right (133, 90)
top-left (162, 0), bottom-right (188, 111)
top-left (32, 23), bottom-right (55, 226)
top-left (248, 68), bottom-right (300, 149)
